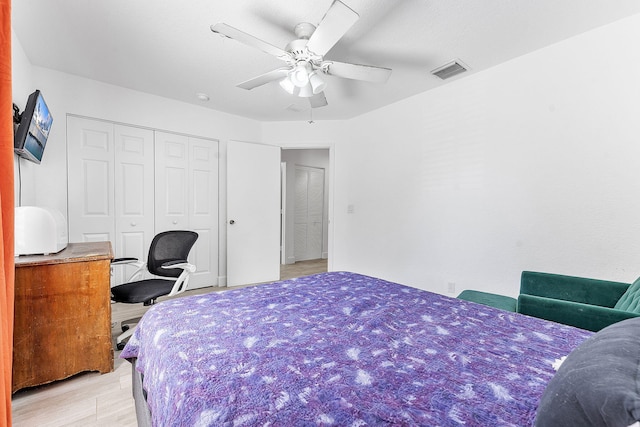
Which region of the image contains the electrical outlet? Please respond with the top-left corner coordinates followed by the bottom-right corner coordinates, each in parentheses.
top-left (447, 282), bottom-right (456, 293)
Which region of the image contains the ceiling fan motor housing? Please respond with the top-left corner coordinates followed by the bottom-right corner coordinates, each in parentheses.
top-left (286, 39), bottom-right (310, 57)
top-left (294, 22), bottom-right (316, 39)
top-left (285, 38), bottom-right (324, 73)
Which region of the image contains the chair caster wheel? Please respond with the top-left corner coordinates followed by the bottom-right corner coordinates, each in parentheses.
top-left (116, 342), bottom-right (126, 351)
top-left (121, 324), bottom-right (130, 332)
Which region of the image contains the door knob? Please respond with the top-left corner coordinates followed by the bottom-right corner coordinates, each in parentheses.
top-left (229, 220), bottom-right (235, 225)
top-left (172, 220), bottom-right (178, 225)
top-left (130, 222), bottom-right (136, 226)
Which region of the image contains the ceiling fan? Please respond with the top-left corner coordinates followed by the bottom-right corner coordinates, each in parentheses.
top-left (211, 0), bottom-right (392, 109)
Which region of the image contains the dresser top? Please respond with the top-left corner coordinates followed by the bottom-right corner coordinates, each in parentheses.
top-left (15, 241), bottom-right (114, 267)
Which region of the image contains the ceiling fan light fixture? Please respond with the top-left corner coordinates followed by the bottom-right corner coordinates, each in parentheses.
top-left (309, 72), bottom-right (326, 94)
top-left (290, 63), bottom-right (311, 87)
top-left (279, 77), bottom-right (296, 95)
top-left (297, 83), bottom-right (314, 98)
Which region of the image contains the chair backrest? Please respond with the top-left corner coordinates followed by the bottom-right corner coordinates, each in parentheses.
top-left (147, 230), bottom-right (198, 278)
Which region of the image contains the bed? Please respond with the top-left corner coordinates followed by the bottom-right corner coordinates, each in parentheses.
top-left (121, 271), bottom-right (592, 426)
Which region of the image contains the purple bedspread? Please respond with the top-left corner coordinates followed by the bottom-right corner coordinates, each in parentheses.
top-left (121, 272), bottom-right (591, 426)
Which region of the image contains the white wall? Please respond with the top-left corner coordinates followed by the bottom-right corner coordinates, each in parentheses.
top-left (12, 36), bottom-right (262, 282)
top-left (263, 13), bottom-right (640, 297)
top-left (11, 29), bottom-right (36, 206)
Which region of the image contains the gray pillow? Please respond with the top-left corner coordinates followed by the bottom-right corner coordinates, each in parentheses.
top-left (536, 317), bottom-right (640, 426)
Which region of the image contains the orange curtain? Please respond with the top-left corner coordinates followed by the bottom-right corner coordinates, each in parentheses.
top-left (0, 0), bottom-right (14, 424)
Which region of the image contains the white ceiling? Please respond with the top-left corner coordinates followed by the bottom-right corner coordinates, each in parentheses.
top-left (12, 1), bottom-right (640, 122)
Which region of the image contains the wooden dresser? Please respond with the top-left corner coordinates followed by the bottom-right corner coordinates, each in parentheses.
top-left (12, 241), bottom-right (114, 393)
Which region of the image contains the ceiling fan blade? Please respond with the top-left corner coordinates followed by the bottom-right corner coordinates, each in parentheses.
top-left (306, 1), bottom-right (359, 56)
top-left (309, 92), bottom-right (328, 108)
top-left (211, 23), bottom-right (291, 61)
top-left (237, 67), bottom-right (290, 90)
top-left (324, 61), bottom-right (392, 83)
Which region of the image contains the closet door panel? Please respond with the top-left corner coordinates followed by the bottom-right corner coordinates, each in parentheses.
top-left (113, 125), bottom-right (155, 285)
top-left (67, 116), bottom-right (115, 244)
top-left (165, 167), bottom-right (187, 215)
top-left (155, 132), bottom-right (189, 231)
top-left (188, 137), bottom-right (219, 288)
top-left (83, 160), bottom-right (111, 215)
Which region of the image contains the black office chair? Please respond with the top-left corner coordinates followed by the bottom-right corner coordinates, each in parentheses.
top-left (111, 230), bottom-right (198, 349)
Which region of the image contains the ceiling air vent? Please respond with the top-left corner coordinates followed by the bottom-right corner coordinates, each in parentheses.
top-left (431, 60), bottom-right (468, 80)
top-left (286, 104), bottom-right (306, 113)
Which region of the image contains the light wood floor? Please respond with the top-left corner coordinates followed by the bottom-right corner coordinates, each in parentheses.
top-left (11, 259), bottom-right (327, 427)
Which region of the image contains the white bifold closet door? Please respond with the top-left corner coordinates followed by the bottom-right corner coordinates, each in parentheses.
top-left (67, 116), bottom-right (219, 289)
top-left (154, 131), bottom-right (219, 289)
top-left (67, 116), bottom-right (155, 286)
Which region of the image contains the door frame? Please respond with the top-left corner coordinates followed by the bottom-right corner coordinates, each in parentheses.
top-left (220, 141), bottom-right (335, 286)
top-left (279, 144), bottom-right (334, 271)
top-left (280, 162), bottom-right (287, 265)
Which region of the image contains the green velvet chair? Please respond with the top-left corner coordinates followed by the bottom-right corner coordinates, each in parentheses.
top-left (456, 289), bottom-right (517, 312)
top-left (517, 271), bottom-right (640, 332)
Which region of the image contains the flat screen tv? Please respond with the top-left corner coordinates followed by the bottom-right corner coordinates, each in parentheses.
top-left (14, 90), bottom-right (53, 164)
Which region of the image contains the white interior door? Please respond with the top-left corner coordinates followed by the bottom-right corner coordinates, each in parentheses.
top-left (227, 140), bottom-right (281, 286)
top-left (188, 137), bottom-right (219, 288)
top-left (68, 117), bottom-right (156, 286)
top-left (294, 166), bottom-right (324, 261)
top-left (67, 116), bottom-right (115, 244)
top-left (69, 119), bottom-right (220, 289)
top-left (155, 131), bottom-right (219, 288)
top-left (113, 125), bottom-right (155, 285)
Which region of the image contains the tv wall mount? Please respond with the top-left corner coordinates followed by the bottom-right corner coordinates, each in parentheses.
top-left (13, 103), bottom-right (22, 124)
